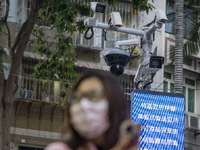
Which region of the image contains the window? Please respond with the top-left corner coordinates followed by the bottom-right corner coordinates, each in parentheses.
top-left (185, 78), bottom-right (195, 86)
top-left (17, 0), bottom-right (31, 23)
top-left (165, 0), bottom-right (198, 39)
top-left (104, 2), bottom-right (134, 49)
top-left (19, 57), bottom-right (39, 99)
top-left (165, 1), bottom-right (174, 33)
top-left (18, 57), bottom-right (56, 102)
top-left (170, 83), bottom-right (174, 93)
top-left (188, 88), bottom-right (195, 112)
top-left (183, 86), bottom-right (195, 113)
top-left (0, 1), bottom-right (6, 17)
top-left (185, 78), bottom-right (195, 112)
top-left (163, 72), bottom-right (196, 113)
top-left (164, 71), bottom-right (172, 79)
top-left (163, 81), bottom-right (168, 92)
top-left (119, 77), bottom-right (135, 101)
top-left (74, 1), bottom-right (135, 49)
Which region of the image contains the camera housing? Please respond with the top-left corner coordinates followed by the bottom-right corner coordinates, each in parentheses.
top-left (155, 9), bottom-right (168, 24)
top-left (141, 56), bottom-right (164, 74)
top-left (91, 2), bottom-right (106, 13)
top-left (104, 49), bottom-right (130, 76)
top-left (110, 12), bottom-right (123, 27)
top-left (149, 56), bottom-right (164, 69)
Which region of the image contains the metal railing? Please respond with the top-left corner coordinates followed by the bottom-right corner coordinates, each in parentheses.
top-left (14, 75), bottom-right (134, 103)
top-left (14, 76), bottom-right (72, 104)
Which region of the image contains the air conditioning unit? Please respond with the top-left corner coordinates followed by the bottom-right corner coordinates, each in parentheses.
top-left (74, 27), bottom-right (102, 48)
top-left (186, 112), bottom-right (200, 131)
top-left (81, 31), bottom-right (101, 48)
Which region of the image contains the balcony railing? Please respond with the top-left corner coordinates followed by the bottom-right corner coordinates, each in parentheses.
top-left (14, 74), bottom-right (134, 103)
top-left (14, 76), bottom-right (72, 104)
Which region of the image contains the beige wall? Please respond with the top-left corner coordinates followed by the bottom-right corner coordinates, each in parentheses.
top-left (10, 101), bottom-right (67, 148)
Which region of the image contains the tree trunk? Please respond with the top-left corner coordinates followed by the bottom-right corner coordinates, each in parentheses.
top-left (1, 1), bottom-right (44, 149)
top-left (0, 57), bottom-right (5, 150)
top-left (174, 0), bottom-right (184, 93)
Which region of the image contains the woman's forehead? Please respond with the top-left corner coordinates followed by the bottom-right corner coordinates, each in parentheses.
top-left (76, 77), bottom-right (104, 93)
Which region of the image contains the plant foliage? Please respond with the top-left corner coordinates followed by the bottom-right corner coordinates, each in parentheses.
top-left (33, 1), bottom-right (91, 83)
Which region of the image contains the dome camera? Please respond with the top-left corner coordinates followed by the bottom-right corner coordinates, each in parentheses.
top-left (104, 49), bottom-right (130, 76)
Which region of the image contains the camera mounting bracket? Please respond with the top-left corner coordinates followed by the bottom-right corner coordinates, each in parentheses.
top-left (83, 2), bottom-right (167, 90)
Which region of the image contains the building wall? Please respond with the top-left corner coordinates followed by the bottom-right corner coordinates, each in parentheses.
top-left (1, 0), bottom-right (200, 149)
top-left (10, 101), bottom-right (67, 149)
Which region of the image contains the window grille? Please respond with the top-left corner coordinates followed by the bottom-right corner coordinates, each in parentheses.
top-left (17, 0), bottom-right (31, 24)
top-left (105, 2), bottom-right (133, 49)
top-left (73, 0), bottom-right (134, 49)
top-left (17, 58), bottom-right (135, 103)
top-left (165, 0), bottom-right (198, 39)
top-left (0, 0), bottom-right (5, 18)
top-left (185, 78), bottom-right (195, 86)
top-left (163, 71), bottom-right (196, 113)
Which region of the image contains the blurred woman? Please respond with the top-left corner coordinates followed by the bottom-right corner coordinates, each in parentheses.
top-left (45, 70), bottom-right (140, 150)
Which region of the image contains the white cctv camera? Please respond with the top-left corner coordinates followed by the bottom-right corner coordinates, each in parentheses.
top-left (84, 2), bottom-right (106, 27)
top-left (116, 39), bottom-right (141, 48)
top-left (91, 2), bottom-right (106, 13)
top-left (110, 12), bottom-right (122, 27)
top-left (155, 9), bottom-right (168, 24)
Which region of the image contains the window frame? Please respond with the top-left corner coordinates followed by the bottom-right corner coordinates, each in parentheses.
top-left (163, 72), bottom-right (196, 113)
top-left (165, 0), bottom-right (198, 39)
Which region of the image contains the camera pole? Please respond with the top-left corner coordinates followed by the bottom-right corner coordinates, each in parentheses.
top-left (84, 9), bottom-right (166, 90)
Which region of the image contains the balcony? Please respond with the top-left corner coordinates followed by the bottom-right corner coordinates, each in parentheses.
top-left (13, 73), bottom-right (134, 104)
top-left (14, 76), bottom-right (71, 109)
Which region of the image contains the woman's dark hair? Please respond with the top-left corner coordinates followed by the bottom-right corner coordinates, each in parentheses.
top-left (66, 70), bottom-right (129, 150)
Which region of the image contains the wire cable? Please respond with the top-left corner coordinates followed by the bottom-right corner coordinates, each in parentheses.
top-left (84, 27), bottom-right (94, 40)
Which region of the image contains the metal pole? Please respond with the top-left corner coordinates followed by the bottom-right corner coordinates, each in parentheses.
top-left (95, 22), bottom-right (145, 36)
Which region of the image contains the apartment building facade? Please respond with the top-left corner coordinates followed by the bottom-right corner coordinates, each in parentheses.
top-left (0, 0), bottom-right (199, 149)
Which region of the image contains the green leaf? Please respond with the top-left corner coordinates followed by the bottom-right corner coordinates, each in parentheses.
top-left (0, 46), bottom-right (7, 57)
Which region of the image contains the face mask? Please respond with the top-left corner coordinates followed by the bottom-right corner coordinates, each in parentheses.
top-left (70, 98), bottom-right (110, 140)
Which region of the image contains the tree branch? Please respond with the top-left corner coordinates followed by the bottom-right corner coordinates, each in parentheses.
top-left (11, 21), bottom-right (28, 54)
top-left (11, 0), bottom-right (44, 72)
top-left (11, 1), bottom-right (44, 54)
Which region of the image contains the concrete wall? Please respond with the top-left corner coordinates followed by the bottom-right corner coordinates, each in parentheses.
top-left (10, 101), bottom-right (67, 149)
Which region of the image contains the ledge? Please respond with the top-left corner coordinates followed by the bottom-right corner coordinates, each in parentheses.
top-left (14, 98), bottom-right (63, 114)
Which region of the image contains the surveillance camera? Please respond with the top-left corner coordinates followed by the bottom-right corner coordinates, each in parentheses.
top-left (116, 39), bottom-right (141, 48)
top-left (110, 12), bottom-right (122, 27)
top-left (141, 56), bottom-right (164, 74)
top-left (84, 2), bottom-right (106, 27)
top-left (104, 49), bottom-right (130, 76)
top-left (149, 56), bottom-right (164, 68)
top-left (91, 2), bottom-right (106, 13)
top-left (155, 9), bottom-right (168, 24)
